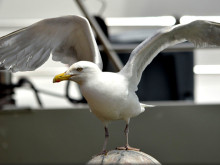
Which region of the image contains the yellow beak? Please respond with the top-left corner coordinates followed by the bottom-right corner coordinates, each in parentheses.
top-left (53, 72), bottom-right (72, 83)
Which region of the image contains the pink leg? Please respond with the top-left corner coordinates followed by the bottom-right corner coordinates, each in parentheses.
top-left (116, 123), bottom-right (140, 151)
top-left (101, 126), bottom-right (109, 154)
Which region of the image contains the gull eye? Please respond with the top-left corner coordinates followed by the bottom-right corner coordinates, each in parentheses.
top-left (76, 67), bottom-right (83, 72)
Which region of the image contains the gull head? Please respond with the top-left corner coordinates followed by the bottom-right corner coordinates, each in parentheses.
top-left (53, 61), bottom-right (101, 84)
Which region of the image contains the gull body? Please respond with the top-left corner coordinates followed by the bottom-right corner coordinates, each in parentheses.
top-left (59, 61), bottom-right (148, 152)
top-left (1, 15), bottom-right (220, 153)
top-left (68, 61), bottom-right (144, 125)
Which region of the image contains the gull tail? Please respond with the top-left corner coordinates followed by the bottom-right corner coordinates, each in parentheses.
top-left (140, 103), bottom-right (155, 112)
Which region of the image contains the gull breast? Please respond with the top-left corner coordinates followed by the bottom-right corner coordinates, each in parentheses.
top-left (80, 72), bottom-right (142, 123)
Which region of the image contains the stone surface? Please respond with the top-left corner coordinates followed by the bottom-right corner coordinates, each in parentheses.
top-left (87, 150), bottom-right (161, 164)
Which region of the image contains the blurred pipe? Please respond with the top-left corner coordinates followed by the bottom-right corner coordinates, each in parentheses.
top-left (0, 71), bottom-right (14, 108)
top-left (180, 16), bottom-right (220, 24)
top-left (75, 0), bottom-right (123, 71)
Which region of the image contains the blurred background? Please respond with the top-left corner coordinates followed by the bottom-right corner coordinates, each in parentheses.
top-left (0, 0), bottom-right (220, 108)
top-left (1, 0), bottom-right (220, 164)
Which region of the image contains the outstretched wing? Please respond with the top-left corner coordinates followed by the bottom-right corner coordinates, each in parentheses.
top-left (0, 15), bottom-right (102, 72)
top-left (120, 20), bottom-right (220, 91)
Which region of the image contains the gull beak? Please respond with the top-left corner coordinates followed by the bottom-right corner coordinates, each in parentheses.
top-left (53, 72), bottom-right (72, 83)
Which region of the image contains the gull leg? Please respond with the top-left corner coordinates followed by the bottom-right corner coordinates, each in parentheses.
top-left (101, 126), bottom-right (109, 155)
top-left (116, 122), bottom-right (140, 151)
top-left (125, 124), bottom-right (129, 148)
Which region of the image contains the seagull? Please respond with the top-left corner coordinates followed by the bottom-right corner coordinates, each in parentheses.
top-left (1, 15), bottom-right (220, 154)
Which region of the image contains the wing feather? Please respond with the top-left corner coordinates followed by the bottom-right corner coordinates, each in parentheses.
top-left (0, 15), bottom-right (102, 72)
top-left (120, 20), bottom-right (220, 91)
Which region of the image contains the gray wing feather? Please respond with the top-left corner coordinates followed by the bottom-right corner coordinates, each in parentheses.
top-left (0, 15), bottom-right (102, 72)
top-left (120, 20), bottom-right (220, 91)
